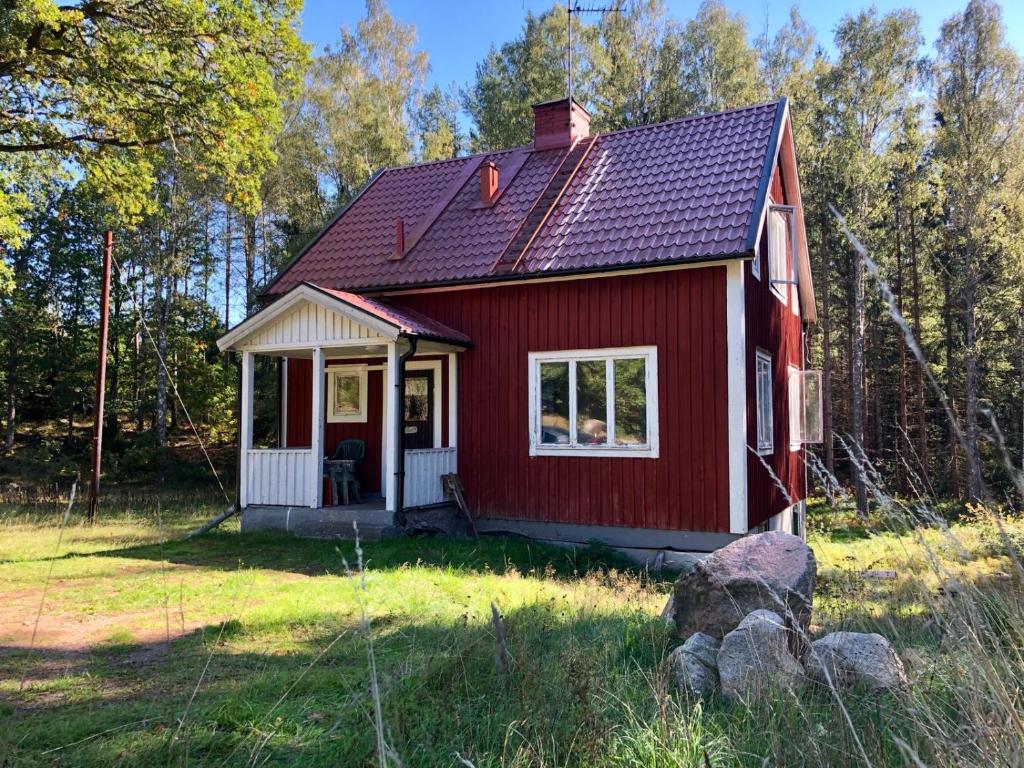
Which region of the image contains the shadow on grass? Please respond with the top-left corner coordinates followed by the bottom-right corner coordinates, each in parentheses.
top-left (5, 593), bottom-right (959, 768)
top-left (37, 531), bottom-right (648, 582)
top-left (2, 599), bottom-right (672, 768)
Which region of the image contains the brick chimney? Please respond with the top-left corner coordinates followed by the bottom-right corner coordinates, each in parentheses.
top-left (532, 97), bottom-right (591, 150)
top-left (479, 160), bottom-right (499, 206)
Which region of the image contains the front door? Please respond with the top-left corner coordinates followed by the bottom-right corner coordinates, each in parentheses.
top-left (402, 371), bottom-right (434, 450)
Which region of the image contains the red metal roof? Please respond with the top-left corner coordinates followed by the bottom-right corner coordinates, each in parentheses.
top-left (267, 101), bottom-right (783, 295)
top-left (311, 285), bottom-right (472, 345)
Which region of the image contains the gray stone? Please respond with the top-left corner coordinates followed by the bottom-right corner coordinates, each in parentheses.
top-left (717, 610), bottom-right (805, 700)
top-left (806, 632), bottom-right (908, 691)
top-left (667, 632), bottom-right (721, 697)
top-left (671, 530), bottom-right (816, 651)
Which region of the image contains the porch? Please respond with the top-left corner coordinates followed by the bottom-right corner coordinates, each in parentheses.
top-left (216, 283), bottom-right (471, 519)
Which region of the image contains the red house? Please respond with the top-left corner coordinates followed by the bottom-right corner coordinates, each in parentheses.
top-left (217, 97), bottom-right (819, 557)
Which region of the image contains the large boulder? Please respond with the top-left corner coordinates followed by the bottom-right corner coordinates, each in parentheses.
top-left (717, 610), bottom-right (805, 700)
top-left (806, 632), bottom-right (908, 691)
top-left (671, 530), bottom-right (816, 649)
top-left (667, 632), bottom-right (720, 697)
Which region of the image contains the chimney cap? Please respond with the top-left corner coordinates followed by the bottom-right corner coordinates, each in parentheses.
top-left (531, 96), bottom-right (592, 118)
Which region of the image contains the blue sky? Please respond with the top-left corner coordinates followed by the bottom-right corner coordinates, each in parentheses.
top-left (300, 1), bottom-right (1024, 99)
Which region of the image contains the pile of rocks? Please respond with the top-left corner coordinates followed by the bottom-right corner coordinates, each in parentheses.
top-left (665, 530), bottom-right (907, 700)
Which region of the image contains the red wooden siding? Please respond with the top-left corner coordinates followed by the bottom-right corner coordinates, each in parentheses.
top-left (744, 160), bottom-right (807, 528)
top-left (284, 355), bottom-right (450, 496)
top-left (393, 268), bottom-right (731, 532)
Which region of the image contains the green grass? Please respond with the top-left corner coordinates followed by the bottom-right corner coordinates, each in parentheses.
top-left (1, 496), bottom-right (1022, 767)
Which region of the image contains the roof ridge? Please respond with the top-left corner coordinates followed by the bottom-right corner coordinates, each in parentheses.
top-left (590, 99), bottom-right (783, 141)
top-left (378, 100), bottom-right (783, 178)
top-left (379, 145), bottom-right (521, 174)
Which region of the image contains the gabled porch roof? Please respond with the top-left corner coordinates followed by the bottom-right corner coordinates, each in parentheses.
top-left (216, 282), bottom-right (471, 355)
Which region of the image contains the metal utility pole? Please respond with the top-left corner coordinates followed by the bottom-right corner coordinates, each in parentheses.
top-left (88, 231), bottom-right (113, 524)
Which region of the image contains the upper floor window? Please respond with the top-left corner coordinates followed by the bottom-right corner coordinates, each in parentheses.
top-left (789, 367), bottom-right (823, 447)
top-left (528, 346), bottom-right (659, 458)
top-left (755, 350), bottom-right (774, 455)
top-left (768, 204), bottom-right (798, 313)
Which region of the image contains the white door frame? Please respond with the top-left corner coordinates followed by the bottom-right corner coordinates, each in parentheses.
top-left (379, 358), bottom-right (445, 499)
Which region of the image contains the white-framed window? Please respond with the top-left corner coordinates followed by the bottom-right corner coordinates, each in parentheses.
top-left (788, 367), bottom-right (823, 447)
top-left (755, 350), bottom-right (774, 455)
top-left (528, 346), bottom-right (659, 458)
top-left (326, 365), bottom-right (368, 423)
top-left (751, 247), bottom-right (761, 280)
top-left (788, 365), bottom-right (801, 451)
top-left (768, 204), bottom-right (797, 307)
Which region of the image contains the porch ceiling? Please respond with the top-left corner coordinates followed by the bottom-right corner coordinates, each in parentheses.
top-left (216, 282), bottom-right (470, 355)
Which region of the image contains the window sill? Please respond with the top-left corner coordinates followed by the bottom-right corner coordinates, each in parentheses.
top-left (529, 445), bottom-right (659, 459)
top-left (755, 446), bottom-right (774, 457)
top-left (326, 414), bottom-right (368, 424)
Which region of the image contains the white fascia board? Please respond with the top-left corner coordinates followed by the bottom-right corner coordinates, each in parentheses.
top-left (216, 283), bottom-right (401, 352)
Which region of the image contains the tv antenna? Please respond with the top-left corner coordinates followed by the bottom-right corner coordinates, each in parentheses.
top-left (566, 2), bottom-right (621, 103)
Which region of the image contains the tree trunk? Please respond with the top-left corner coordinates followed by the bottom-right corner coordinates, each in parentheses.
top-left (821, 218), bottom-right (835, 474)
top-left (169, 275), bottom-right (180, 433)
top-left (909, 207), bottom-right (928, 486)
top-left (943, 267), bottom-right (961, 499)
top-left (895, 206), bottom-right (908, 492)
top-left (106, 254), bottom-right (123, 445)
top-left (1019, 290), bottom-right (1024, 483)
top-left (135, 261), bottom-right (147, 433)
top-left (963, 251), bottom-right (983, 502)
top-left (851, 237), bottom-right (868, 516)
top-left (154, 265), bottom-right (170, 450)
top-left (224, 204), bottom-right (232, 328)
top-left (243, 213), bottom-right (257, 314)
top-left (4, 329), bottom-right (17, 453)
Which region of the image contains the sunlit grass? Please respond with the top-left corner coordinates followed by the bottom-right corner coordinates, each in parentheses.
top-left (1, 495), bottom-right (1022, 766)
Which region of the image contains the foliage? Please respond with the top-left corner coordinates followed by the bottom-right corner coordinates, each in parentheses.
top-left (414, 84), bottom-right (464, 161)
top-left (308, 0), bottom-right (427, 200)
top-left (463, 7), bottom-right (598, 152)
top-left (672, 0), bottom-right (766, 114)
top-left (3, 0), bottom-right (1024, 509)
top-left (0, 0), bottom-right (308, 233)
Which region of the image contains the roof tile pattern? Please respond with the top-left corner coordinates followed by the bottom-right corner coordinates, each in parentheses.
top-left (268, 101), bottom-right (780, 295)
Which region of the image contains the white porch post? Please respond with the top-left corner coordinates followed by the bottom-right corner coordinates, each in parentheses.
top-left (239, 351), bottom-right (254, 509)
top-left (310, 346), bottom-right (325, 508)
top-left (385, 341), bottom-right (399, 513)
top-left (447, 352), bottom-right (458, 456)
top-left (280, 357), bottom-right (288, 448)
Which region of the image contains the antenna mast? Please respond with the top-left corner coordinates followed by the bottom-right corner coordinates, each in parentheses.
top-left (565, 2), bottom-right (621, 103)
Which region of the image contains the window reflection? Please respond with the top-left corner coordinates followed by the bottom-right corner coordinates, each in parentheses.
top-left (614, 358), bottom-right (646, 445)
top-left (576, 360), bottom-right (607, 444)
top-left (540, 362), bottom-right (569, 444)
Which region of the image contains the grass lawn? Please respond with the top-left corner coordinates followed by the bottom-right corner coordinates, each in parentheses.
top-left (1, 495), bottom-right (1022, 767)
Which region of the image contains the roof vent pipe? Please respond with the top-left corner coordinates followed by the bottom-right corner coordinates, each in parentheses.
top-left (479, 161), bottom-right (499, 206)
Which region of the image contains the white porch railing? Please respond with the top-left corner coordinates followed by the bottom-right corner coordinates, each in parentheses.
top-left (244, 446), bottom-right (455, 509)
top-left (404, 447), bottom-right (457, 508)
top-left (246, 448), bottom-right (313, 507)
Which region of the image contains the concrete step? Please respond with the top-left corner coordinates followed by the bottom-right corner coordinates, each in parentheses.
top-left (242, 505), bottom-right (394, 539)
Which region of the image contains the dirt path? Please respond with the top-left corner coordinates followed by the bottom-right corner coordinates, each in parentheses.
top-left (0, 562), bottom-right (210, 653)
